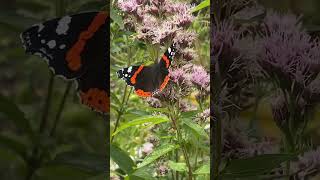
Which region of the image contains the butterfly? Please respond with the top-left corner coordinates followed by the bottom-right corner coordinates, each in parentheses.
top-left (20, 11), bottom-right (110, 113)
top-left (117, 44), bottom-right (176, 97)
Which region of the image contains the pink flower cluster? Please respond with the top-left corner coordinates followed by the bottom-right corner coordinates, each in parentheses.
top-left (258, 12), bottom-right (320, 86)
top-left (118, 0), bottom-right (195, 48)
top-left (170, 64), bottom-right (209, 91)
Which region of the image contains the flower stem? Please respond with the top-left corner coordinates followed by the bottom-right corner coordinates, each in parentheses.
top-left (111, 85), bottom-right (132, 142)
top-left (49, 82), bottom-right (72, 137)
top-left (39, 72), bottom-right (54, 133)
top-left (169, 104), bottom-right (193, 179)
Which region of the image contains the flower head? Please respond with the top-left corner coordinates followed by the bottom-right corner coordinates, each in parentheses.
top-left (118, 0), bottom-right (143, 13)
top-left (190, 65), bottom-right (210, 91)
top-left (142, 142), bottom-right (154, 155)
top-left (257, 12), bottom-right (320, 87)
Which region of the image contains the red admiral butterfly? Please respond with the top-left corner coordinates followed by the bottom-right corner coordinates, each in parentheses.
top-left (20, 11), bottom-right (110, 113)
top-left (117, 44), bottom-right (176, 97)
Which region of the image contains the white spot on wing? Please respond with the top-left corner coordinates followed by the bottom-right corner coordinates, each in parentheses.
top-left (168, 47), bottom-right (171, 53)
top-left (127, 66), bottom-right (132, 73)
top-left (59, 44), bottom-right (66, 49)
top-left (47, 40), bottom-right (56, 49)
top-left (41, 39), bottom-right (46, 44)
top-left (56, 16), bottom-right (72, 35)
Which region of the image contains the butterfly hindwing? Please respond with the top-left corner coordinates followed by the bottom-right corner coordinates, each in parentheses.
top-left (77, 21), bottom-right (110, 113)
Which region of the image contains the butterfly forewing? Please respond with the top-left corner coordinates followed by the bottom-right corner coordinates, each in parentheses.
top-left (21, 11), bottom-right (110, 113)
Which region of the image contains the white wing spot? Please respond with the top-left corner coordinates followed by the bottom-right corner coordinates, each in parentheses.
top-left (47, 40), bottom-right (56, 49)
top-left (59, 44), bottom-right (66, 49)
top-left (124, 74), bottom-right (128, 77)
top-left (168, 47), bottom-right (171, 53)
top-left (41, 39), bottom-right (46, 44)
top-left (56, 16), bottom-right (72, 35)
top-left (127, 66), bottom-right (132, 73)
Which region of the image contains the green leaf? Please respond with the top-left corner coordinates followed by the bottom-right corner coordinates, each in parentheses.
top-left (112, 116), bottom-right (169, 136)
top-left (181, 110), bottom-right (199, 119)
top-left (110, 92), bottom-right (121, 106)
top-left (0, 11), bottom-right (37, 31)
top-left (111, 8), bottom-right (124, 29)
top-left (110, 144), bottom-right (135, 174)
top-left (168, 161), bottom-right (187, 172)
top-left (138, 144), bottom-right (178, 168)
top-left (129, 166), bottom-right (155, 180)
top-left (35, 165), bottom-right (94, 180)
top-left (50, 151), bottom-right (107, 173)
top-left (0, 94), bottom-right (32, 135)
top-left (17, 1), bottom-right (50, 13)
top-left (183, 118), bottom-right (208, 139)
top-left (192, 0), bottom-right (210, 13)
top-left (221, 154), bottom-right (296, 178)
top-left (86, 173), bottom-right (106, 180)
top-left (75, 1), bottom-right (106, 12)
top-left (0, 133), bottom-right (28, 159)
top-left (194, 164), bottom-right (210, 174)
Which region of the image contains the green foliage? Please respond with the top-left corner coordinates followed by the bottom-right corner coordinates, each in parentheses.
top-left (110, 144), bottom-right (135, 174)
top-left (220, 154), bottom-right (296, 179)
top-left (138, 144), bottom-right (179, 168)
top-left (112, 116), bottom-right (169, 136)
top-left (192, 0), bottom-right (210, 13)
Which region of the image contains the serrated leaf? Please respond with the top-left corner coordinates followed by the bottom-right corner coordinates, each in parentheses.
top-left (221, 154), bottom-right (296, 178)
top-left (110, 144), bottom-right (135, 174)
top-left (0, 94), bottom-right (32, 135)
top-left (138, 144), bottom-right (178, 168)
top-left (50, 151), bottom-right (107, 173)
top-left (112, 116), bottom-right (169, 136)
top-left (168, 161), bottom-right (187, 172)
top-left (183, 118), bottom-right (208, 139)
top-left (192, 0), bottom-right (210, 13)
top-left (194, 164), bottom-right (210, 174)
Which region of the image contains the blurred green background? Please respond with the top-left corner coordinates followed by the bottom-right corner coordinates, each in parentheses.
top-left (0, 0), bottom-right (108, 179)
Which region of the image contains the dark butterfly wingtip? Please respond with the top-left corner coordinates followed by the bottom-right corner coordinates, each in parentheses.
top-left (116, 70), bottom-right (123, 78)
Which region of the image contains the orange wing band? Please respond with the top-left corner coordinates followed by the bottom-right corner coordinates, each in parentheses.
top-left (160, 75), bottom-right (170, 91)
top-left (80, 88), bottom-right (110, 113)
top-left (66, 12), bottom-right (108, 71)
top-left (130, 65), bottom-right (144, 84)
top-left (135, 89), bottom-right (152, 97)
top-left (162, 55), bottom-right (170, 68)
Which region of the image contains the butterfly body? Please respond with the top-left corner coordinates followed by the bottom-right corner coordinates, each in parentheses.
top-left (21, 11), bottom-right (110, 113)
top-left (117, 44), bottom-right (176, 97)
